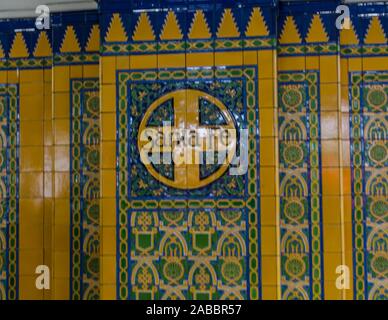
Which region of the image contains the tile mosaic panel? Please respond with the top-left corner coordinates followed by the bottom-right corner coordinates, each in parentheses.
top-left (116, 67), bottom-right (260, 300)
top-left (349, 72), bottom-right (388, 300)
top-left (0, 84), bottom-right (19, 300)
top-left (70, 79), bottom-right (100, 300)
top-left (278, 72), bottom-right (323, 300)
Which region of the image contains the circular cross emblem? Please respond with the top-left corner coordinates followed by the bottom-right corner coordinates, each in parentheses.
top-left (138, 89), bottom-right (237, 190)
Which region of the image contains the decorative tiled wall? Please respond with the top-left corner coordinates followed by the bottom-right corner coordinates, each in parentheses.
top-left (0, 0), bottom-right (386, 300)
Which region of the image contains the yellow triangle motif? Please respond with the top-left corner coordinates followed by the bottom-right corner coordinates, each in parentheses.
top-left (9, 32), bottom-right (29, 58)
top-left (86, 25), bottom-right (100, 52)
top-left (133, 12), bottom-right (155, 41)
top-left (217, 9), bottom-right (240, 38)
top-left (188, 10), bottom-right (211, 39)
top-left (160, 11), bottom-right (183, 40)
top-left (306, 15), bottom-right (329, 43)
top-left (245, 7), bottom-right (269, 37)
top-left (60, 26), bottom-right (81, 53)
top-left (364, 16), bottom-right (387, 44)
top-left (105, 14), bottom-right (128, 42)
top-left (340, 19), bottom-right (359, 45)
top-left (279, 16), bottom-right (302, 44)
top-left (34, 31), bottom-right (52, 57)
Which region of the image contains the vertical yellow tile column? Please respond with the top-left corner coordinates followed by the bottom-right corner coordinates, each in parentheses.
top-left (52, 65), bottom-right (71, 299)
top-left (319, 54), bottom-right (344, 299)
top-left (257, 49), bottom-right (278, 299)
top-left (339, 56), bottom-right (355, 300)
top-left (43, 67), bottom-right (53, 300)
top-left (100, 55), bottom-right (120, 299)
top-left (19, 68), bottom-right (45, 299)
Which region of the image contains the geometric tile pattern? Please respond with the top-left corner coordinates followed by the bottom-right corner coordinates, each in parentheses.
top-left (70, 79), bottom-right (100, 300)
top-left (0, 84), bottom-right (19, 300)
top-left (278, 72), bottom-right (323, 300)
top-left (116, 67), bottom-right (260, 300)
top-left (349, 72), bottom-right (388, 300)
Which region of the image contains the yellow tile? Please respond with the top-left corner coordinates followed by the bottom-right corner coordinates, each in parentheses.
top-left (101, 56), bottom-right (116, 84)
top-left (44, 172), bottom-right (53, 198)
top-left (54, 225), bottom-right (70, 252)
top-left (102, 198), bottom-right (116, 227)
top-left (44, 120), bottom-right (53, 146)
top-left (260, 196), bottom-right (277, 226)
top-left (261, 255), bottom-right (278, 286)
top-left (321, 140), bottom-right (339, 168)
top-left (44, 69), bottom-right (52, 83)
top-left (324, 252), bottom-right (343, 282)
top-left (260, 108), bottom-right (275, 137)
top-left (215, 51), bottom-right (243, 66)
top-left (102, 227), bottom-right (116, 255)
top-left (83, 64), bottom-right (99, 78)
top-left (53, 93), bottom-right (70, 119)
top-left (53, 66), bottom-right (70, 92)
top-left (20, 95), bottom-right (44, 120)
top-left (101, 84), bottom-right (116, 113)
top-left (342, 167), bottom-right (352, 196)
top-left (348, 57), bottom-right (361, 72)
top-left (262, 286), bottom-right (277, 300)
top-left (342, 140), bottom-right (350, 168)
top-left (340, 59), bottom-right (348, 85)
top-left (44, 90), bottom-right (52, 120)
top-left (260, 138), bottom-right (276, 166)
top-left (20, 82), bottom-right (44, 96)
top-left (320, 83), bottom-right (338, 111)
top-left (19, 249), bottom-right (44, 276)
top-left (7, 70), bottom-right (19, 84)
top-left (20, 69), bottom-right (44, 83)
top-left (0, 71), bottom-right (6, 83)
top-left (243, 51), bottom-right (257, 66)
top-left (322, 196), bottom-right (342, 224)
top-left (278, 56), bottom-right (305, 71)
top-left (54, 252), bottom-right (69, 279)
top-left (324, 281), bottom-right (343, 300)
top-left (54, 199), bottom-right (71, 225)
top-left (320, 56), bottom-right (338, 83)
top-left (340, 85), bottom-right (349, 113)
top-left (158, 53), bottom-right (185, 68)
top-left (101, 141), bottom-right (116, 169)
top-left (102, 170), bottom-right (116, 198)
top-left (306, 56), bottom-right (319, 69)
top-left (101, 285), bottom-right (116, 300)
top-left (102, 113), bottom-right (116, 141)
top-left (53, 278), bottom-right (70, 300)
top-left (323, 224), bottom-right (342, 253)
top-left (102, 256), bottom-right (116, 284)
top-left (20, 172), bottom-right (44, 198)
top-left (321, 112), bottom-right (339, 140)
top-left (54, 172), bottom-right (70, 198)
top-left (70, 65), bottom-right (82, 78)
top-left (322, 168), bottom-right (341, 196)
top-left (260, 167), bottom-right (276, 196)
top-left (20, 121), bottom-right (43, 146)
top-left (44, 146), bottom-right (53, 171)
top-left (259, 79), bottom-right (274, 107)
top-left (19, 276), bottom-right (44, 300)
top-left (363, 57), bottom-right (388, 71)
top-left (54, 119), bottom-right (70, 145)
top-left (20, 146), bottom-right (44, 172)
top-left (116, 55), bottom-right (130, 70)
top-left (130, 54), bottom-right (157, 70)
top-left (186, 52), bottom-right (214, 67)
top-left (54, 146), bottom-right (70, 172)
top-left (19, 217), bottom-right (43, 250)
top-left (261, 226), bottom-right (277, 255)
top-left (258, 50), bottom-right (274, 79)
